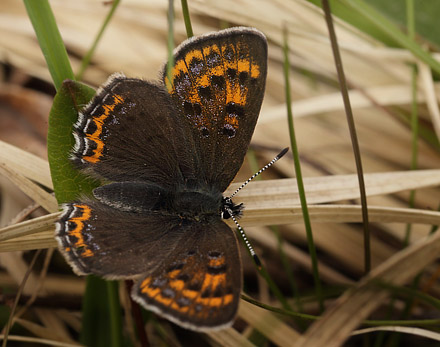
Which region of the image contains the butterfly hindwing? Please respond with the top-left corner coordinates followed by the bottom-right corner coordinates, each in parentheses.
top-left (55, 195), bottom-right (243, 331)
top-left (164, 27), bottom-right (268, 192)
top-left (132, 220), bottom-right (242, 331)
top-left (55, 197), bottom-right (186, 278)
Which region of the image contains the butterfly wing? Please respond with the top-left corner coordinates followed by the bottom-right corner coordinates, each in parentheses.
top-left (164, 27), bottom-right (268, 192)
top-left (55, 198), bottom-right (186, 278)
top-left (55, 198), bottom-right (242, 331)
top-left (132, 220), bottom-right (242, 331)
top-left (71, 75), bottom-right (199, 187)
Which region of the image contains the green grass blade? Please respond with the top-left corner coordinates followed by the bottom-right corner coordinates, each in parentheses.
top-left (334, 0), bottom-right (440, 75)
top-left (403, 0), bottom-right (419, 247)
top-left (81, 276), bottom-right (112, 347)
top-left (181, 0), bottom-right (194, 38)
top-left (107, 281), bottom-right (123, 347)
top-left (322, 0), bottom-right (371, 273)
top-left (23, 0), bottom-right (74, 90)
top-left (76, 0), bottom-right (121, 80)
top-left (165, 0), bottom-right (175, 92)
top-left (283, 27), bottom-right (324, 312)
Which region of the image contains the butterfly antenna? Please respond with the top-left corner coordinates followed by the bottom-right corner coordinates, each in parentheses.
top-left (228, 209), bottom-right (262, 269)
top-left (229, 147), bottom-right (289, 199)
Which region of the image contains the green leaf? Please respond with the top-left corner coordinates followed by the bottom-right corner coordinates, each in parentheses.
top-left (47, 80), bottom-right (99, 204)
top-left (80, 276), bottom-right (112, 347)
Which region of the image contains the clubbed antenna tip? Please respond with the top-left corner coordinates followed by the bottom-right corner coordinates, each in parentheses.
top-left (278, 147), bottom-right (289, 159)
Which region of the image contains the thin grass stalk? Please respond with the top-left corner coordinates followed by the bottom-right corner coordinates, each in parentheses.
top-left (254, 265), bottom-right (293, 311)
top-left (283, 25), bottom-right (323, 312)
top-left (166, 0), bottom-right (175, 92)
top-left (242, 294), bottom-right (440, 327)
top-left (271, 225), bottom-right (303, 312)
top-left (321, 0), bottom-right (371, 273)
top-left (392, 106), bottom-right (440, 150)
top-left (404, 0), bottom-right (419, 247)
top-left (23, 0), bottom-right (74, 89)
top-left (76, 0), bottom-right (121, 80)
top-left (384, 3), bottom-right (419, 345)
top-left (2, 250), bottom-right (42, 347)
top-left (180, 0), bottom-right (193, 38)
top-left (242, 294), bottom-right (316, 321)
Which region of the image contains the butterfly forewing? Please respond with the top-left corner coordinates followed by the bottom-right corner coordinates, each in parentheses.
top-left (164, 27), bottom-right (268, 192)
top-left (71, 75), bottom-right (199, 187)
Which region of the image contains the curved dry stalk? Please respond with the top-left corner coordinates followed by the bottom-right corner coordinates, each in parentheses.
top-left (0, 140), bottom-right (52, 190)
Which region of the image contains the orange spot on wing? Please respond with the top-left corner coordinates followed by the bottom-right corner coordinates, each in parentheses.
top-left (210, 66), bottom-right (224, 77)
top-left (83, 94), bottom-right (124, 163)
top-left (201, 273), bottom-right (226, 292)
top-left (202, 45), bottom-right (212, 56)
top-left (182, 289), bottom-right (198, 299)
top-left (154, 294), bottom-right (173, 307)
top-left (140, 277), bottom-right (161, 298)
top-left (168, 269), bottom-right (181, 279)
top-left (223, 293), bottom-right (233, 305)
top-left (68, 204), bottom-right (94, 257)
top-left (237, 59), bottom-right (250, 73)
top-left (185, 49), bottom-right (203, 64)
top-left (171, 301), bottom-right (190, 313)
top-left (197, 74), bottom-right (210, 87)
top-left (250, 63), bottom-right (260, 78)
top-left (172, 59), bottom-right (188, 78)
top-left (169, 279), bottom-right (185, 291)
top-left (208, 257), bottom-right (225, 267)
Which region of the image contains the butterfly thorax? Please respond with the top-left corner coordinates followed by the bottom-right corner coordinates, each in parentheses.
top-left (171, 189), bottom-right (243, 222)
top-left (171, 189), bottom-right (223, 220)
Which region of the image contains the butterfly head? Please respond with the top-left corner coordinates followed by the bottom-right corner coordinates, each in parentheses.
top-left (221, 197), bottom-right (244, 220)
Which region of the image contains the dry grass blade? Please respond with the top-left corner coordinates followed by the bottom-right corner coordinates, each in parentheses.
top-left (227, 170), bottom-right (440, 206)
top-left (240, 205), bottom-right (440, 226)
top-left (0, 334), bottom-right (82, 347)
top-left (295, 229), bottom-right (440, 347)
top-left (0, 163), bottom-right (58, 213)
top-left (351, 326), bottom-right (440, 342)
top-left (247, 226), bottom-right (353, 285)
top-left (0, 213), bottom-right (58, 242)
top-left (0, 230), bottom-right (56, 252)
top-left (263, 83), bottom-right (440, 121)
top-left (238, 300), bottom-right (300, 347)
top-left (12, 318), bottom-right (80, 346)
top-left (207, 327), bottom-right (256, 347)
top-left (418, 61), bottom-right (440, 140)
top-left (0, 140), bottom-right (52, 190)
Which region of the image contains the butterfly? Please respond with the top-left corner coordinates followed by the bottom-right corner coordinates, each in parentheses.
top-left (55, 26), bottom-right (267, 331)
